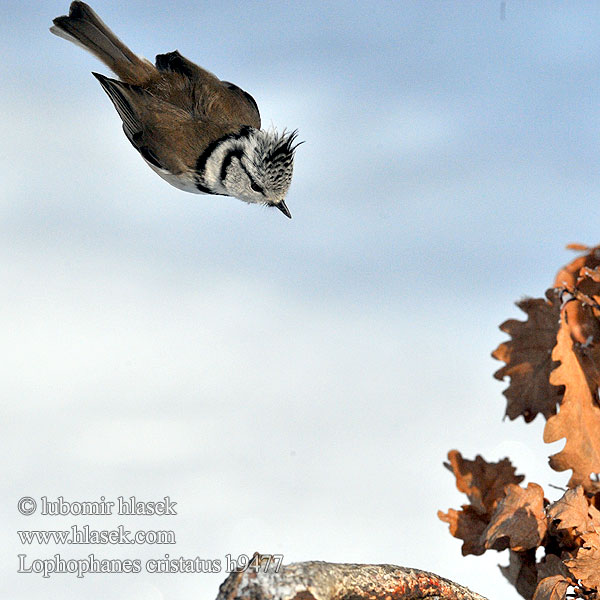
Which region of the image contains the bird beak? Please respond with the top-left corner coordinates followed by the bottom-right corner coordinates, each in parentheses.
top-left (275, 200), bottom-right (292, 219)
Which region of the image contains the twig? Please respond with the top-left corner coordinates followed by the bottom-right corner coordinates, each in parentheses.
top-left (216, 559), bottom-right (489, 600)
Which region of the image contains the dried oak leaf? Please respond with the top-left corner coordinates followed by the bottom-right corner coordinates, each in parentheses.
top-left (440, 451), bottom-right (525, 556)
top-left (561, 263), bottom-right (600, 347)
top-left (565, 244), bottom-right (592, 252)
top-left (563, 530), bottom-right (600, 590)
top-left (547, 486), bottom-right (600, 537)
top-left (533, 553), bottom-right (573, 600)
top-left (562, 299), bottom-right (600, 347)
top-left (536, 553), bottom-right (572, 581)
top-left (532, 576), bottom-right (570, 600)
top-left (437, 505), bottom-right (488, 556)
top-left (443, 450), bottom-right (525, 515)
top-left (555, 245), bottom-right (600, 347)
top-left (500, 549), bottom-right (538, 600)
top-left (553, 244), bottom-right (600, 290)
top-left (581, 265), bottom-right (600, 284)
top-left (492, 289), bottom-right (563, 422)
top-left (544, 323), bottom-right (600, 493)
top-left (484, 483), bottom-right (548, 552)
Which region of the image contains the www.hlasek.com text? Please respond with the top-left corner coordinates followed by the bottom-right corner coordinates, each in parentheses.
top-left (18, 525), bottom-right (175, 545)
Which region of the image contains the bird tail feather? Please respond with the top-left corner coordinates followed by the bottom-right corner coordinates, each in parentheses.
top-left (50, 1), bottom-right (155, 83)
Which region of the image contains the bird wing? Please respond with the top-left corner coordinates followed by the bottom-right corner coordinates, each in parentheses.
top-left (93, 71), bottom-right (239, 175)
top-left (93, 72), bottom-right (186, 173)
top-left (154, 50), bottom-right (261, 129)
top-left (219, 81), bottom-right (261, 128)
top-left (93, 72), bottom-right (143, 141)
top-left (155, 50), bottom-right (216, 81)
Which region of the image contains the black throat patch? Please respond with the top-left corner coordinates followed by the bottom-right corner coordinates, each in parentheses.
top-left (194, 126), bottom-right (253, 193)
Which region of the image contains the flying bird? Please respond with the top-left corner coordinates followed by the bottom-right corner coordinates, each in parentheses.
top-left (51, 2), bottom-right (300, 218)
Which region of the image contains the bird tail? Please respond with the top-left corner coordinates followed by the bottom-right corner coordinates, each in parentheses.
top-left (50, 1), bottom-right (155, 83)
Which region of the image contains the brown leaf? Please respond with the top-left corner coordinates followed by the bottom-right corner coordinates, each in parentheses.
top-left (544, 323), bottom-right (600, 493)
top-left (565, 244), bottom-right (591, 252)
top-left (581, 266), bottom-right (600, 284)
top-left (437, 505), bottom-right (488, 556)
top-left (500, 549), bottom-right (539, 600)
top-left (547, 486), bottom-right (600, 537)
top-left (563, 530), bottom-right (600, 590)
top-left (562, 299), bottom-right (600, 347)
top-left (532, 576), bottom-right (570, 600)
top-left (536, 553), bottom-right (572, 581)
top-left (492, 289), bottom-right (563, 422)
top-left (563, 264), bottom-right (600, 347)
top-left (555, 246), bottom-right (600, 346)
top-left (561, 263), bottom-right (600, 389)
top-left (443, 450), bottom-right (524, 515)
top-left (484, 483), bottom-right (548, 551)
top-left (553, 245), bottom-right (600, 290)
top-left (533, 554), bottom-right (573, 600)
top-left (573, 264), bottom-right (600, 301)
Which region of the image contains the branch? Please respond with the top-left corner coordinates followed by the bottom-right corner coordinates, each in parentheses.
top-left (217, 558), bottom-right (489, 600)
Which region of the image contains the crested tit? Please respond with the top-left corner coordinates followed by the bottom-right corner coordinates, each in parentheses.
top-left (51, 1), bottom-right (300, 218)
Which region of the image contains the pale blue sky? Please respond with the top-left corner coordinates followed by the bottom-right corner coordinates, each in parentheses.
top-left (3, 2), bottom-right (600, 599)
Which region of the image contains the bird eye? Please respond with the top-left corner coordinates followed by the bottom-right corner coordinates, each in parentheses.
top-left (250, 180), bottom-right (263, 194)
